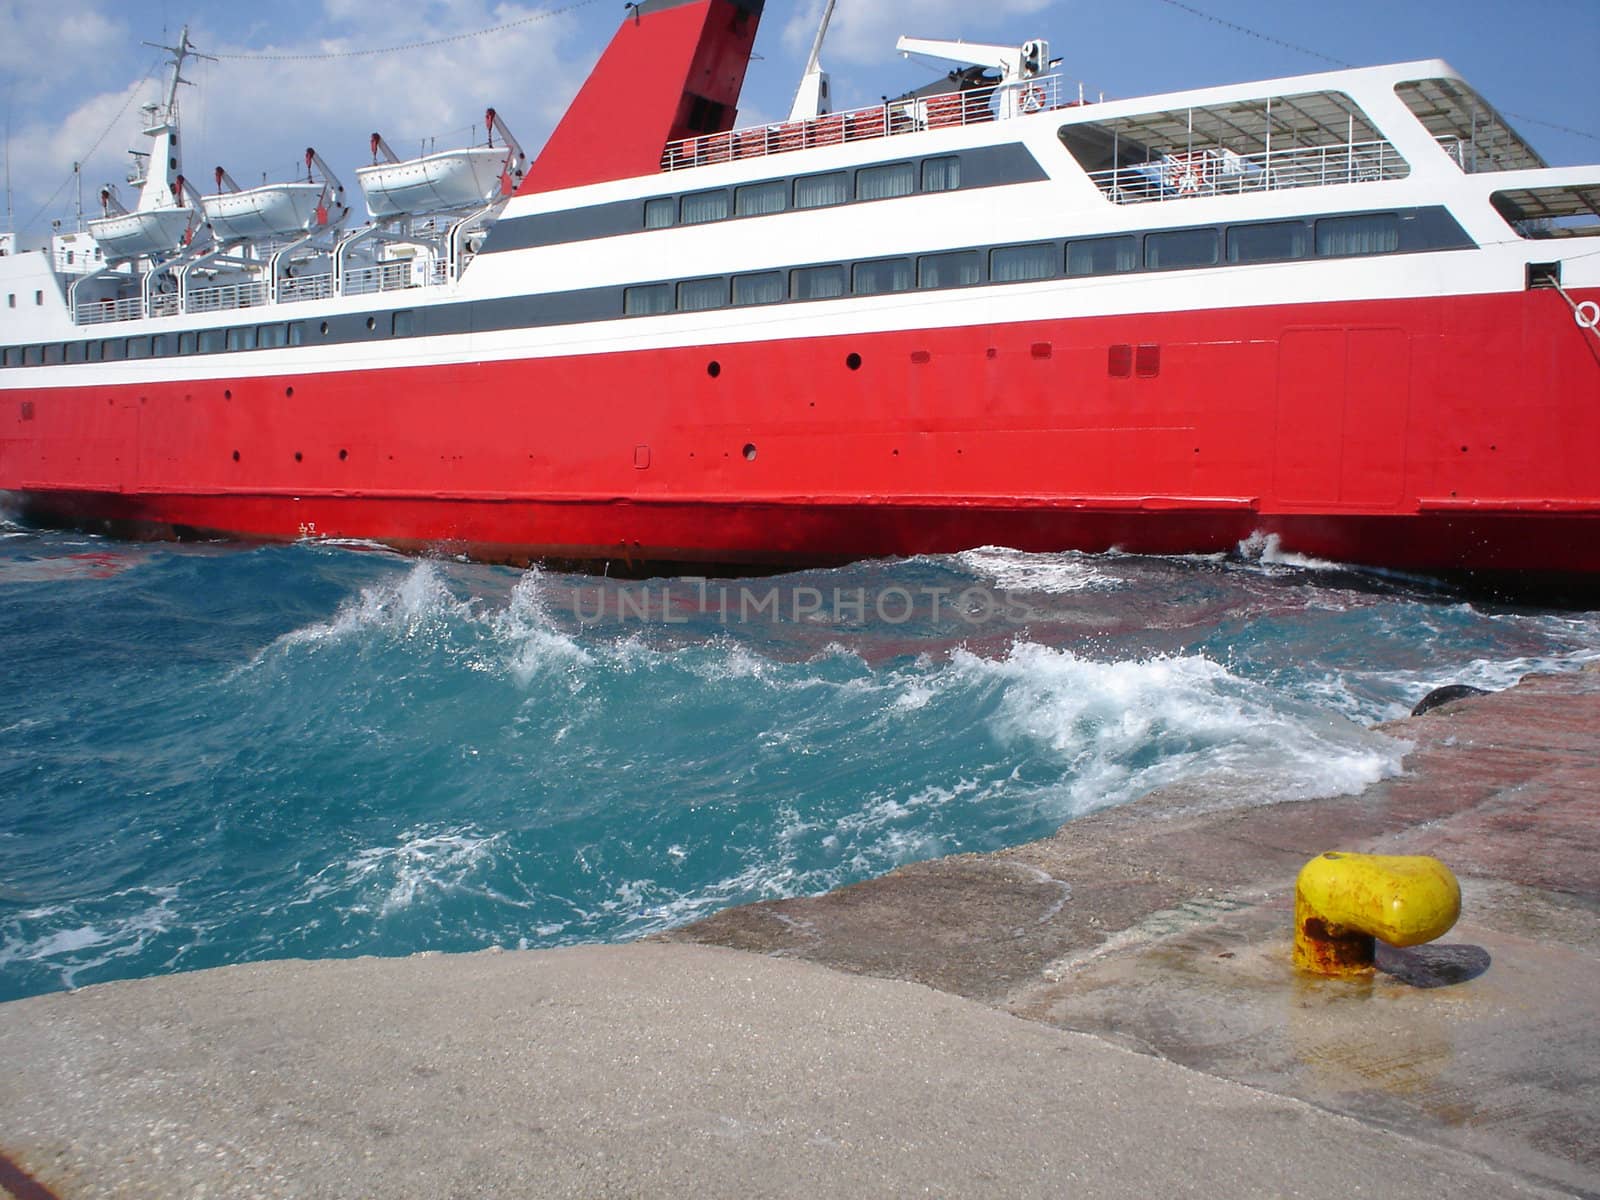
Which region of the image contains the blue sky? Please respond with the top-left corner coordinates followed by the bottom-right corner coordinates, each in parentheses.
top-left (2, 0), bottom-right (1596, 247)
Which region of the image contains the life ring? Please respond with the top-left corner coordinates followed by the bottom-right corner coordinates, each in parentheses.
top-left (1577, 300), bottom-right (1600, 330)
top-left (1020, 85), bottom-right (1046, 114)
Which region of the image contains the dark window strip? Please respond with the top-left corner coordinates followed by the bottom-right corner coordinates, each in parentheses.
top-left (477, 142), bottom-right (1048, 255)
top-left (1, 207), bottom-right (1474, 368)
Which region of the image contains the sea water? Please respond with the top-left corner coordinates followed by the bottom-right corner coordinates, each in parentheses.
top-left (3, 521), bottom-right (1598, 1003)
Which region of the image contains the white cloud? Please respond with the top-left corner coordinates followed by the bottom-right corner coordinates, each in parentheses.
top-left (780, 0), bottom-right (1054, 67)
top-left (5, 0), bottom-right (594, 243)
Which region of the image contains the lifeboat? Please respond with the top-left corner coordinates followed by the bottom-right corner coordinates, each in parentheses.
top-left (86, 206), bottom-right (192, 260)
top-left (355, 113), bottom-right (524, 218)
top-left (199, 151), bottom-right (345, 243)
top-left (201, 182), bottom-right (326, 241)
top-left (357, 145), bottom-right (509, 217)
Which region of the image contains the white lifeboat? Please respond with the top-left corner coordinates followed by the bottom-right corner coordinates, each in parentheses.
top-left (87, 202), bottom-right (193, 260)
top-left (356, 111), bottom-right (526, 218)
top-left (201, 183), bottom-right (327, 241)
top-left (200, 151), bottom-right (345, 242)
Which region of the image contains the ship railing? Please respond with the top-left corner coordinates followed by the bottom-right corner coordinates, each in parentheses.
top-left (660, 75), bottom-right (1067, 172)
top-left (185, 280), bottom-right (271, 313)
top-left (342, 259), bottom-right (420, 296)
top-left (278, 271), bottom-right (335, 304)
top-left (150, 293), bottom-right (180, 318)
top-left (74, 295), bottom-right (145, 325)
top-left (1088, 138), bottom-right (1406, 204)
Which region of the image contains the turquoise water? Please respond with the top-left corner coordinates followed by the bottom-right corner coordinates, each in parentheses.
top-left (3, 523), bottom-right (1598, 1003)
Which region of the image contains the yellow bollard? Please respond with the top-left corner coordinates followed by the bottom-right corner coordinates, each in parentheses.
top-left (1293, 852), bottom-right (1461, 976)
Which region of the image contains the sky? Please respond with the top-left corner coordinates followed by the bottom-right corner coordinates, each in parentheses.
top-left (2, 0), bottom-right (1597, 248)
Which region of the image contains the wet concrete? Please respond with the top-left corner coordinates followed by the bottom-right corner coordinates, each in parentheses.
top-left (2, 667), bottom-right (1596, 1198)
top-left (670, 666), bottom-right (1600, 1197)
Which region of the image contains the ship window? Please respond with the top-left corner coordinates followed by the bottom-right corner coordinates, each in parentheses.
top-left (65, 342), bottom-right (85, 364)
top-left (84, 340), bottom-right (102, 362)
top-left (735, 180), bottom-right (786, 217)
top-left (794, 172), bottom-right (849, 209)
top-left (178, 331), bottom-right (197, 355)
top-left (991, 243), bottom-right (1058, 283)
top-left (1, 347), bottom-right (16, 367)
top-left (34, 291), bottom-right (43, 306)
top-left (23, 345), bottom-right (41, 366)
top-left (856, 162), bottom-right (915, 202)
top-left (288, 322), bottom-right (307, 346)
top-left (732, 272), bottom-right (785, 306)
top-left (644, 197), bottom-right (676, 229)
top-left (922, 156), bottom-right (962, 192)
top-left (198, 328), bottom-right (225, 354)
top-left (790, 264), bottom-right (847, 300)
top-left (852, 258), bottom-right (913, 296)
top-left (43, 343), bottom-right (64, 365)
top-left (1145, 227), bottom-right (1218, 269)
top-left (677, 277), bottom-right (726, 312)
top-left (66, 250), bottom-right (74, 265)
top-left (151, 334), bottom-right (169, 357)
top-left (1316, 212), bottom-right (1400, 256)
top-left (918, 250), bottom-right (981, 288)
top-left (127, 337), bottom-right (151, 359)
top-left (623, 284), bottom-right (672, 316)
top-left (1228, 221), bottom-right (1308, 263)
top-left (258, 323), bottom-right (288, 349)
top-left (6, 294), bottom-right (13, 308)
top-left (226, 327), bottom-right (257, 352)
top-left (102, 339), bottom-right (125, 361)
top-left (680, 190), bottom-right (729, 225)
top-left (1065, 235), bottom-right (1138, 277)
top-left (391, 311), bottom-right (413, 337)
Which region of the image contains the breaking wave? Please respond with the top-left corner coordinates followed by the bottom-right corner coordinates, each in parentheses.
top-left (3, 537), bottom-right (1597, 1000)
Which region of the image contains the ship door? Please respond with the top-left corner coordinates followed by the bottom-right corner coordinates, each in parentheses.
top-left (1275, 327), bottom-right (1409, 508)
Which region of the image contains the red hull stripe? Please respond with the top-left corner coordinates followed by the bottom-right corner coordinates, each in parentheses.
top-left (5, 288), bottom-right (1599, 573)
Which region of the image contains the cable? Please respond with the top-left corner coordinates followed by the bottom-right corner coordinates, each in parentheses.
top-left (1152, 0), bottom-right (1351, 68)
top-left (22, 57), bottom-right (162, 236)
top-left (211, 0), bottom-right (601, 62)
top-left (1151, 0), bottom-right (1598, 144)
top-left (1502, 112), bottom-right (1600, 143)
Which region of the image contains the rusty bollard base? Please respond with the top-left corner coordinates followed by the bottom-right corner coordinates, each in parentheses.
top-left (1293, 852), bottom-right (1462, 976)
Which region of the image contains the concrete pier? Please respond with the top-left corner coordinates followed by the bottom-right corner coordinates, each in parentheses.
top-left (2, 666), bottom-right (1596, 1198)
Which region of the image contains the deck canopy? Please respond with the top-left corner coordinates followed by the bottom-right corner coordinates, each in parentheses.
top-left (1395, 78), bottom-right (1545, 173)
top-left (1491, 184), bottom-right (1600, 238)
top-left (1059, 89), bottom-right (1408, 204)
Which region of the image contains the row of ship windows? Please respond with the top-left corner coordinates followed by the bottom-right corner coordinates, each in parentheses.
top-left (644, 157), bottom-right (963, 228)
top-left (624, 212), bottom-right (1406, 314)
top-left (0, 212), bottom-right (1409, 366)
top-left (1, 311), bottom-right (416, 368)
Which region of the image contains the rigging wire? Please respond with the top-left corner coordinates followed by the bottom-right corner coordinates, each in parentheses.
top-left (21, 57), bottom-right (163, 236)
top-left (210, 0), bottom-right (601, 62)
top-left (1152, 0), bottom-right (1351, 67)
top-left (1152, 0), bottom-right (1599, 144)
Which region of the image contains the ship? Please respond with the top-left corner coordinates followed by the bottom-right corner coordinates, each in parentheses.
top-left (2, 0), bottom-right (1598, 582)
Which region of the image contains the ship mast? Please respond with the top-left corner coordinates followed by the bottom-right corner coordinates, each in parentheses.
top-left (130, 26), bottom-right (214, 214)
top-left (788, 0), bottom-right (837, 122)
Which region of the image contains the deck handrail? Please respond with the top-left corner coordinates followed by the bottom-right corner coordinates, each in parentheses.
top-left (660, 74), bottom-right (1069, 172)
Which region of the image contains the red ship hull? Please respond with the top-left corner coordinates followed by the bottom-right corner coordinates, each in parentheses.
top-left (6, 287), bottom-right (1599, 575)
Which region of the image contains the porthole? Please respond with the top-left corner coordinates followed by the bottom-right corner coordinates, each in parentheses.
top-left (707, 361), bottom-right (721, 378)
top-left (845, 352), bottom-right (862, 371)
top-left (339, 449), bottom-right (349, 461)
top-left (319, 321), bottom-right (330, 335)
top-left (285, 386), bottom-right (295, 398)
top-left (294, 451), bottom-right (303, 462)
top-left (365, 316), bottom-right (376, 332)
top-left (231, 450), bottom-right (240, 462)
top-left (742, 443), bottom-right (757, 461)
top-left (223, 388), bottom-right (232, 400)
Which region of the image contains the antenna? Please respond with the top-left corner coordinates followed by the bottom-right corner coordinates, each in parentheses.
top-left (3, 84), bottom-right (12, 236)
